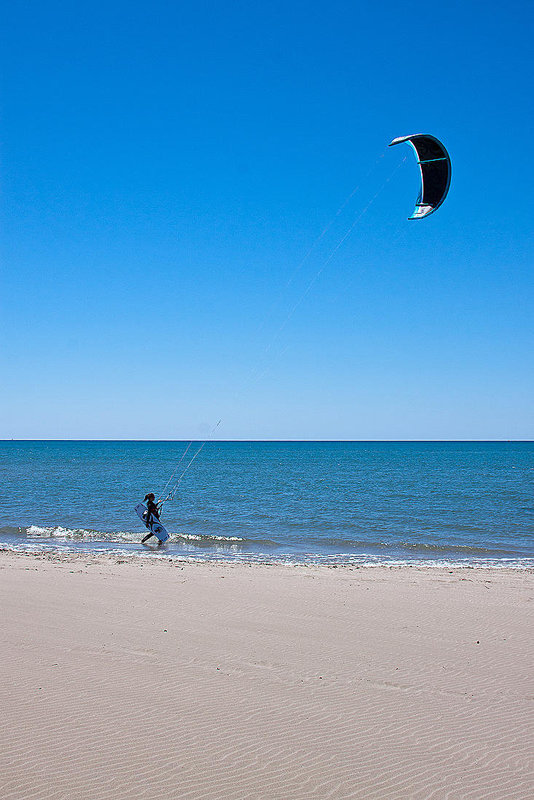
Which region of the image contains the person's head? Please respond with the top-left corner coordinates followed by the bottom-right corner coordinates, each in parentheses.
top-left (144, 493), bottom-right (155, 502)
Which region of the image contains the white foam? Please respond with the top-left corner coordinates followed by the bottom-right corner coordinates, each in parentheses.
top-left (24, 525), bottom-right (245, 544)
top-left (26, 525), bottom-right (140, 542)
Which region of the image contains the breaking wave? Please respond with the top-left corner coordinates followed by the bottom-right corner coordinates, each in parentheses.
top-left (20, 525), bottom-right (250, 545)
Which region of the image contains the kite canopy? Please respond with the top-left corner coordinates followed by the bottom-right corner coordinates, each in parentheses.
top-left (389, 134), bottom-right (451, 220)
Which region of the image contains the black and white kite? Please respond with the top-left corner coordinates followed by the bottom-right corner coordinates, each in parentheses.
top-left (389, 134), bottom-right (451, 220)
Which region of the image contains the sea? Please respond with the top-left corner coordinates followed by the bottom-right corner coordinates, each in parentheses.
top-left (1, 441), bottom-right (533, 567)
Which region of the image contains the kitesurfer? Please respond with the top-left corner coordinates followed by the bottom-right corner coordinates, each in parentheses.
top-left (141, 493), bottom-right (163, 544)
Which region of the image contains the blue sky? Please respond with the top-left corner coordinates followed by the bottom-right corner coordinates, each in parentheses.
top-left (1, 0), bottom-right (533, 440)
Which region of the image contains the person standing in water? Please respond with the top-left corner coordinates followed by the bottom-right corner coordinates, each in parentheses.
top-left (141, 493), bottom-right (163, 544)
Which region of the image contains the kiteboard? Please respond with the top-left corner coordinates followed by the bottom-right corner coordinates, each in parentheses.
top-left (135, 503), bottom-right (170, 543)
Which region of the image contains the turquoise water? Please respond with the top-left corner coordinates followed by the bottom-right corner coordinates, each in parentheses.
top-left (1, 441), bottom-right (533, 566)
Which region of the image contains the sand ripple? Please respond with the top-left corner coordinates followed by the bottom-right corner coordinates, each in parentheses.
top-left (1, 554), bottom-right (533, 799)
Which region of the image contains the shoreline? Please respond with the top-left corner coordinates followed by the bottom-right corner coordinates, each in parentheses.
top-left (2, 543), bottom-right (534, 570)
top-left (2, 550), bottom-right (533, 799)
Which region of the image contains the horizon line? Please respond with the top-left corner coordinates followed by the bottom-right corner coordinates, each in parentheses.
top-left (1, 439), bottom-right (532, 444)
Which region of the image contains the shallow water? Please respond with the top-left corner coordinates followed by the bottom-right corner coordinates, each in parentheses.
top-left (1, 441), bottom-right (533, 566)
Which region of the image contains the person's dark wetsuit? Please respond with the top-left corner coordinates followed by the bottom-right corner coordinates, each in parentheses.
top-left (141, 494), bottom-right (163, 544)
top-left (146, 498), bottom-right (160, 524)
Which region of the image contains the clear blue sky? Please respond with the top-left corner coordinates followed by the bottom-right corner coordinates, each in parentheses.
top-left (1, 0), bottom-right (532, 440)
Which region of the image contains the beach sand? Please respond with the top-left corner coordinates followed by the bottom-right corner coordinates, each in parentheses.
top-left (1, 551), bottom-right (533, 799)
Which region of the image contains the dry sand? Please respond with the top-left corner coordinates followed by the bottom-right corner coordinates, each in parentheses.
top-left (1, 551), bottom-right (533, 799)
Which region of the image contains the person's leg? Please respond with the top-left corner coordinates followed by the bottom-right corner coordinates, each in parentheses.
top-left (141, 532), bottom-right (154, 543)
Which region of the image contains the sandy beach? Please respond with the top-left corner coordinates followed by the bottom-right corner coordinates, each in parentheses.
top-left (1, 551), bottom-right (533, 799)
